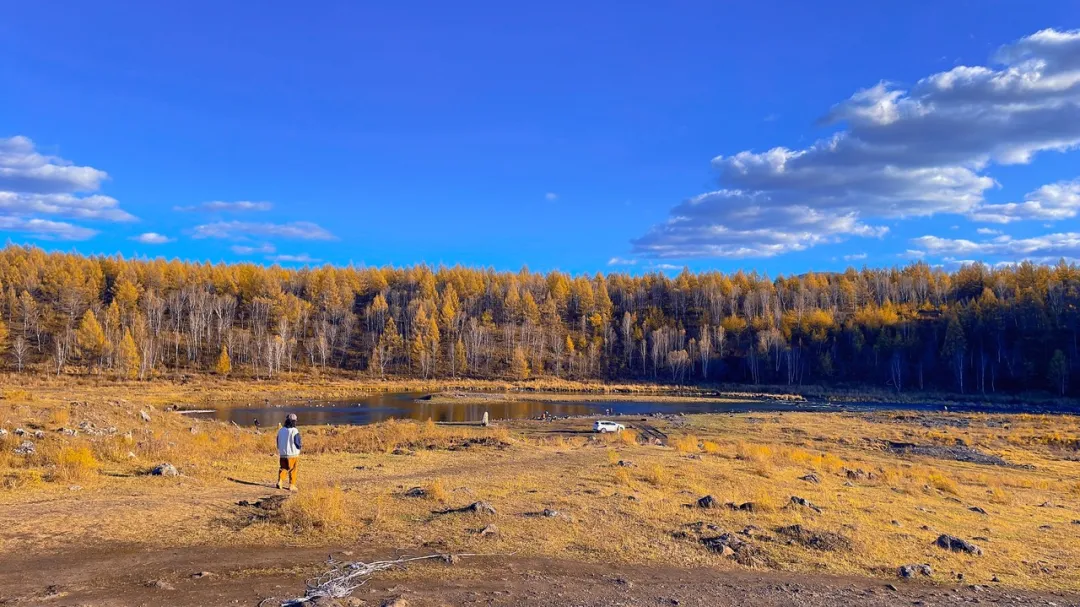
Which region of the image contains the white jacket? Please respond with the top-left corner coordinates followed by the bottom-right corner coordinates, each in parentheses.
top-left (277, 426), bottom-right (302, 457)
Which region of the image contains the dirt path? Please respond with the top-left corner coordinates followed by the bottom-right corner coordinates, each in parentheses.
top-left (2, 545), bottom-right (1079, 607)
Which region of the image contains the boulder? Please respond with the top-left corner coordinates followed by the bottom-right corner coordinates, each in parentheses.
top-left (151, 463), bottom-right (179, 477)
top-left (790, 496), bottom-right (822, 513)
top-left (139, 411), bottom-right (151, 423)
top-left (898, 564), bottom-right (933, 578)
top-left (478, 524), bottom-right (499, 536)
top-left (799, 473), bottom-right (820, 484)
top-left (696, 495), bottom-right (719, 509)
top-left (403, 487), bottom-right (427, 498)
top-left (969, 506), bottom-right (987, 515)
top-left (13, 440), bottom-right (35, 455)
top-left (934, 534), bottom-right (982, 555)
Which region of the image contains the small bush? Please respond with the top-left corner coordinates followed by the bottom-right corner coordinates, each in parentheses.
top-left (53, 447), bottom-right (99, 483)
top-left (701, 440), bottom-right (722, 455)
top-left (49, 408), bottom-right (71, 428)
top-left (426, 478), bottom-right (448, 502)
top-left (613, 468), bottom-right (632, 486)
top-left (606, 449), bottom-right (620, 466)
top-left (988, 484), bottom-right (1011, 505)
top-left (927, 471), bottom-right (959, 495)
top-left (673, 434), bottom-right (699, 454)
top-left (1, 389), bottom-right (32, 402)
top-left (644, 464), bottom-right (669, 486)
top-left (279, 484), bottom-right (351, 532)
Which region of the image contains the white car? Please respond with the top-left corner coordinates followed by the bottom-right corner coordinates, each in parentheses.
top-left (593, 420), bottom-right (626, 433)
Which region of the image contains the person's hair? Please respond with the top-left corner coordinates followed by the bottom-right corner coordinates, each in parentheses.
top-left (284, 416), bottom-right (296, 428)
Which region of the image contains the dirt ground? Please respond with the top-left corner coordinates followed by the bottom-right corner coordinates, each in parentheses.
top-left (3, 544), bottom-right (1079, 607)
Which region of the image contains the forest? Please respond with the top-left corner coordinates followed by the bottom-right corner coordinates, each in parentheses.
top-left (0, 245), bottom-right (1074, 397)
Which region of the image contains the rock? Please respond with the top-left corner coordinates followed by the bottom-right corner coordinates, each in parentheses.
top-left (69, 485), bottom-right (82, 491)
top-left (391, 448), bottom-right (415, 456)
top-left (799, 473), bottom-right (820, 484)
top-left (617, 460), bottom-right (635, 467)
top-left (58, 427), bottom-right (77, 436)
top-left (969, 506), bottom-right (987, 515)
top-left (898, 564), bottom-right (932, 578)
top-left (441, 553), bottom-right (461, 565)
top-left (845, 468), bottom-right (868, 481)
top-left (775, 524), bottom-right (851, 552)
top-left (190, 571), bottom-right (214, 579)
top-left (151, 463), bottom-right (179, 477)
top-left (478, 524), bottom-right (499, 536)
top-left (935, 534), bottom-right (983, 556)
top-left (736, 501), bottom-right (757, 512)
top-left (885, 584), bottom-right (898, 591)
top-left (311, 597), bottom-right (344, 607)
top-left (146, 580), bottom-right (174, 590)
top-left (0, 428), bottom-right (7, 436)
top-left (696, 495), bottom-right (719, 509)
top-left (381, 598), bottom-right (408, 607)
top-left (438, 501), bottom-right (496, 516)
top-left (790, 496), bottom-right (822, 513)
top-left (541, 508), bottom-right (559, 517)
top-left (13, 440), bottom-right (35, 455)
top-left (33, 430), bottom-right (45, 439)
top-left (14, 428), bottom-right (26, 436)
top-left (403, 487), bottom-right (427, 498)
top-left (701, 533), bottom-right (762, 566)
top-left (139, 410), bottom-right (151, 423)
top-left (991, 575), bottom-right (1000, 583)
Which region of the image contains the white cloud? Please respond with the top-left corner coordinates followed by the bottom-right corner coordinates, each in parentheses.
top-left (0, 136), bottom-right (133, 240)
top-left (268, 253), bottom-right (321, 264)
top-left (976, 227), bottom-right (1002, 235)
top-left (969, 179), bottom-right (1080, 223)
top-left (131, 232), bottom-right (173, 244)
top-left (0, 216), bottom-right (97, 240)
top-left (231, 243), bottom-right (276, 255)
top-left (633, 28), bottom-right (1080, 259)
top-left (175, 200), bottom-right (272, 212)
top-left (545, 192), bottom-right (558, 202)
top-left (192, 221), bottom-right (335, 241)
top-left (0, 192), bottom-right (135, 222)
top-left (843, 253), bottom-right (868, 261)
top-left (607, 257), bottom-right (637, 266)
top-left (0, 136), bottom-right (108, 193)
top-left (911, 232), bottom-right (1080, 261)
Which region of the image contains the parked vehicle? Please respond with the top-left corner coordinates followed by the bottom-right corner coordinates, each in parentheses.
top-left (593, 420), bottom-right (626, 433)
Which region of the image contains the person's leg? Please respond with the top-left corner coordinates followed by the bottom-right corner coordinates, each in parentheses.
top-left (277, 457), bottom-right (288, 489)
top-left (287, 457), bottom-right (298, 490)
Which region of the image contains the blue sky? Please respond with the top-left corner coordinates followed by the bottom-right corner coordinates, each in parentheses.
top-left (1, 1), bottom-right (1079, 274)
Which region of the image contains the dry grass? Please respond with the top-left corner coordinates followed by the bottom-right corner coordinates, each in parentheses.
top-left (2, 378), bottom-right (1080, 592)
top-left (278, 484), bottom-right (351, 532)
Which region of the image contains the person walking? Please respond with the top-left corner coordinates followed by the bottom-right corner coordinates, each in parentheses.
top-left (276, 413), bottom-right (302, 491)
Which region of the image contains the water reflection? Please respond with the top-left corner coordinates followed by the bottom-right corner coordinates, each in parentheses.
top-left (196, 392), bottom-right (870, 427)
top-left (192, 392), bottom-right (1076, 427)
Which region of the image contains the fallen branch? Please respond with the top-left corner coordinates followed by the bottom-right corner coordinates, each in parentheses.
top-left (281, 553), bottom-right (479, 606)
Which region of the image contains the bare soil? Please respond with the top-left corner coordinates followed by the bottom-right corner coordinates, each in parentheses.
top-left (3, 544), bottom-right (1080, 607)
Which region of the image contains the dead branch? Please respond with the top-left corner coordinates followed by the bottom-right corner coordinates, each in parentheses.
top-left (281, 553), bottom-right (479, 606)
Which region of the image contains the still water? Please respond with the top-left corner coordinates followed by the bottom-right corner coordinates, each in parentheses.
top-left (185, 392), bottom-right (1022, 427)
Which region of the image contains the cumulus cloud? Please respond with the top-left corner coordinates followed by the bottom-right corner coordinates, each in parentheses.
top-left (976, 227), bottom-right (1002, 235)
top-left (911, 232), bottom-right (1080, 262)
top-left (131, 232), bottom-right (173, 244)
top-left (0, 216), bottom-right (97, 240)
top-left (231, 243), bottom-right (276, 255)
top-left (0, 136), bottom-right (133, 240)
top-left (843, 253), bottom-right (868, 261)
top-left (607, 257), bottom-right (637, 266)
top-left (175, 200), bottom-right (272, 212)
top-left (969, 179), bottom-right (1080, 223)
top-left (192, 221), bottom-right (335, 241)
top-left (633, 28), bottom-right (1080, 259)
top-left (269, 253), bottom-right (321, 264)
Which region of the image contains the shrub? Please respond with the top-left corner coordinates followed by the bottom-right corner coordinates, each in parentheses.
top-left (279, 484), bottom-right (351, 532)
top-left (426, 478), bottom-right (449, 502)
top-left (701, 440), bottom-right (722, 455)
top-left (927, 471), bottom-right (959, 495)
top-left (673, 434), bottom-right (700, 454)
top-left (644, 464), bottom-right (669, 486)
top-left (53, 447), bottom-right (99, 483)
top-left (49, 408), bottom-right (71, 428)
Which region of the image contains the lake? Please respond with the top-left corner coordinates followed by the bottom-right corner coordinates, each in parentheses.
top-left (184, 392), bottom-right (1070, 427)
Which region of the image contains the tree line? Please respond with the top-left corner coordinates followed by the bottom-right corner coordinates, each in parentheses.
top-left (0, 245), bottom-right (1075, 396)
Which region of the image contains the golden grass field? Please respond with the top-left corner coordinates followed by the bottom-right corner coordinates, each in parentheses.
top-left (1, 374), bottom-right (1079, 594)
